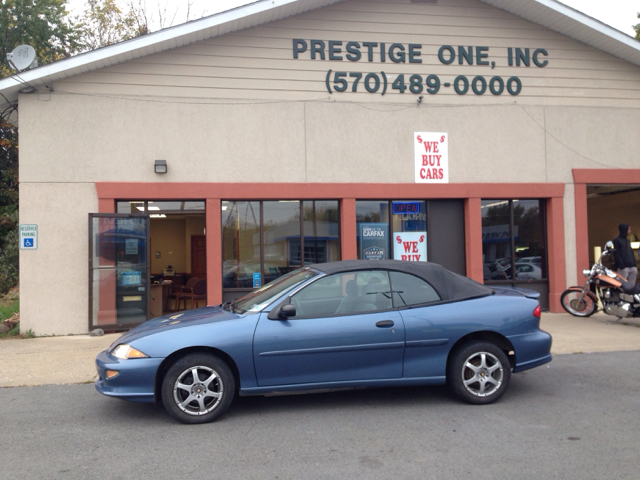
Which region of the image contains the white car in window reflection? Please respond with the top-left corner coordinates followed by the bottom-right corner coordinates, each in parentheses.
top-left (514, 262), bottom-right (543, 280)
top-left (517, 256), bottom-right (542, 267)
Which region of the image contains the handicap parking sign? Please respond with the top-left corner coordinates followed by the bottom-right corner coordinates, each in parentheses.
top-left (19, 224), bottom-right (38, 250)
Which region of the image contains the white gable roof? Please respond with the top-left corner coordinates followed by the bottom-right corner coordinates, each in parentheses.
top-left (482, 0), bottom-right (640, 65)
top-left (1, 0), bottom-right (639, 112)
top-left (0, 0), bottom-right (345, 111)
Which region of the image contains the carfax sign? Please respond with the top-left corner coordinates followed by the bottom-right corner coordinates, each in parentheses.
top-left (19, 224), bottom-right (38, 250)
top-left (360, 223), bottom-right (388, 260)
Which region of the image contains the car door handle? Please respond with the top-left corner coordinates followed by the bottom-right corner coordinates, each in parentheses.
top-left (376, 320), bottom-right (394, 328)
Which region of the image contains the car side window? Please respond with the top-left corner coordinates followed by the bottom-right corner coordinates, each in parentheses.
top-left (389, 271), bottom-right (441, 307)
top-left (290, 274), bottom-right (343, 318)
top-left (290, 270), bottom-right (392, 318)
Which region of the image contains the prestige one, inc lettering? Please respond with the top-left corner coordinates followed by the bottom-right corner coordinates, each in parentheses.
top-left (293, 39), bottom-right (423, 63)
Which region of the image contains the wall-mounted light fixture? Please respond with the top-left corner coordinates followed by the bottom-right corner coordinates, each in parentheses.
top-left (154, 159), bottom-right (167, 174)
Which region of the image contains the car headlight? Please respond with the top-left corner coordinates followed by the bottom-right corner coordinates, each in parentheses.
top-left (112, 344), bottom-right (149, 359)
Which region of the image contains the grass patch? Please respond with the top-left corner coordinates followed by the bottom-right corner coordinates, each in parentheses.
top-left (0, 287), bottom-right (20, 338)
top-left (0, 297), bottom-right (19, 321)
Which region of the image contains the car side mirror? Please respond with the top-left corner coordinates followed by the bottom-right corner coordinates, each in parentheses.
top-left (279, 304), bottom-right (296, 318)
top-left (267, 303), bottom-right (296, 320)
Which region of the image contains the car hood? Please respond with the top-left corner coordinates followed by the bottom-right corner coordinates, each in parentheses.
top-left (110, 306), bottom-right (241, 349)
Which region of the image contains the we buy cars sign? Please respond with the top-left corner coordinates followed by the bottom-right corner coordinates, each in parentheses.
top-left (394, 232), bottom-right (427, 262)
top-left (414, 132), bottom-right (448, 183)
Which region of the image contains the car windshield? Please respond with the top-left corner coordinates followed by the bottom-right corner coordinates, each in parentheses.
top-left (225, 267), bottom-right (319, 314)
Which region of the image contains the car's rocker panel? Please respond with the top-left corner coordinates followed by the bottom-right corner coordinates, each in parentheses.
top-left (238, 375), bottom-right (448, 396)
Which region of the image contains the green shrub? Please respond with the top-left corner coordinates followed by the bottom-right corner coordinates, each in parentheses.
top-left (0, 223), bottom-right (18, 296)
top-left (0, 296), bottom-right (19, 321)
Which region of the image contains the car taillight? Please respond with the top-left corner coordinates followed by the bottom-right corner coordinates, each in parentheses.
top-left (533, 305), bottom-right (541, 318)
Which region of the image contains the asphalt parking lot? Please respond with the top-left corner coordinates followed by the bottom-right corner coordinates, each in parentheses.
top-left (1, 349), bottom-right (639, 479)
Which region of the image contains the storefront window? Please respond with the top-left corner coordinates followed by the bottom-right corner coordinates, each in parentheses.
top-left (222, 200), bottom-right (340, 293)
top-left (222, 201), bottom-right (261, 289)
top-left (264, 201), bottom-right (302, 282)
top-left (148, 201), bottom-right (205, 211)
top-left (482, 199), bottom-right (547, 283)
top-left (117, 201), bottom-right (145, 214)
top-left (295, 200), bottom-right (340, 265)
top-left (391, 201), bottom-right (427, 262)
top-left (357, 201), bottom-right (390, 260)
top-left (356, 200), bottom-right (427, 261)
top-left (116, 200), bottom-right (205, 214)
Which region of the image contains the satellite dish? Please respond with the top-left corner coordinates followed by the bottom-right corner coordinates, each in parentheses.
top-left (7, 45), bottom-right (38, 72)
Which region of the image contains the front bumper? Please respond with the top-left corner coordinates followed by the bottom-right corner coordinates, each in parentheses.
top-left (507, 330), bottom-right (553, 373)
top-left (95, 349), bottom-right (164, 403)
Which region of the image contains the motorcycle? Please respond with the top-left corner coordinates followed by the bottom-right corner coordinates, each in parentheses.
top-left (561, 241), bottom-right (640, 319)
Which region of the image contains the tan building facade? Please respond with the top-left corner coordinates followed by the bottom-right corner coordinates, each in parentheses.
top-left (2, 0), bottom-right (640, 335)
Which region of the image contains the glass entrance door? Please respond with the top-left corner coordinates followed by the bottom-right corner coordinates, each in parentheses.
top-left (89, 214), bottom-right (150, 330)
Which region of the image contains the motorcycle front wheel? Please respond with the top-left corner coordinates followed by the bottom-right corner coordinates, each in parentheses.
top-left (560, 289), bottom-right (597, 317)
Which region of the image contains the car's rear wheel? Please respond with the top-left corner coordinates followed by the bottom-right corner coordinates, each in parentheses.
top-left (161, 353), bottom-right (235, 424)
top-left (447, 342), bottom-right (511, 405)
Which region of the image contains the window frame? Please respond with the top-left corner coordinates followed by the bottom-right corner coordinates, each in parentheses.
top-left (481, 198), bottom-right (548, 286)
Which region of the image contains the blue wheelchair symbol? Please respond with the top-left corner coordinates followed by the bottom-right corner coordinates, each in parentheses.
top-left (23, 238), bottom-right (34, 248)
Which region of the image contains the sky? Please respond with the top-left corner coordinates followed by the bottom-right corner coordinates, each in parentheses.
top-left (66, 0), bottom-right (639, 37)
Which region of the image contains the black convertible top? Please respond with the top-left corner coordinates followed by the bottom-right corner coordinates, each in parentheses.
top-left (308, 260), bottom-right (493, 302)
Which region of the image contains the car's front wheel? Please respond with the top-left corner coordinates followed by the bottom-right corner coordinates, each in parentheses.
top-left (161, 353), bottom-right (235, 424)
top-left (447, 342), bottom-right (511, 405)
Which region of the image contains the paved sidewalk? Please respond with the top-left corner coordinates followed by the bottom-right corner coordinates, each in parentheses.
top-left (1, 312), bottom-right (640, 388)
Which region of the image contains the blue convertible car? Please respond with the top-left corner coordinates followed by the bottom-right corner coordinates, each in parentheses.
top-left (96, 260), bottom-right (552, 424)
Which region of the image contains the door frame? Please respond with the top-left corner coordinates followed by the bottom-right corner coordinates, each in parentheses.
top-left (88, 213), bottom-right (151, 332)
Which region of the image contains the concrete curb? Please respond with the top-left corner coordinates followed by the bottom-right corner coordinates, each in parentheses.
top-left (1, 313), bottom-right (639, 388)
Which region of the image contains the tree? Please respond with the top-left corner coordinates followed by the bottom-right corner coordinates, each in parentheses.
top-left (0, 0), bottom-right (81, 77)
top-left (634, 13), bottom-right (639, 40)
top-left (1, 1), bottom-right (82, 294)
top-left (0, 120), bottom-right (18, 295)
top-left (77, 0), bottom-right (148, 51)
